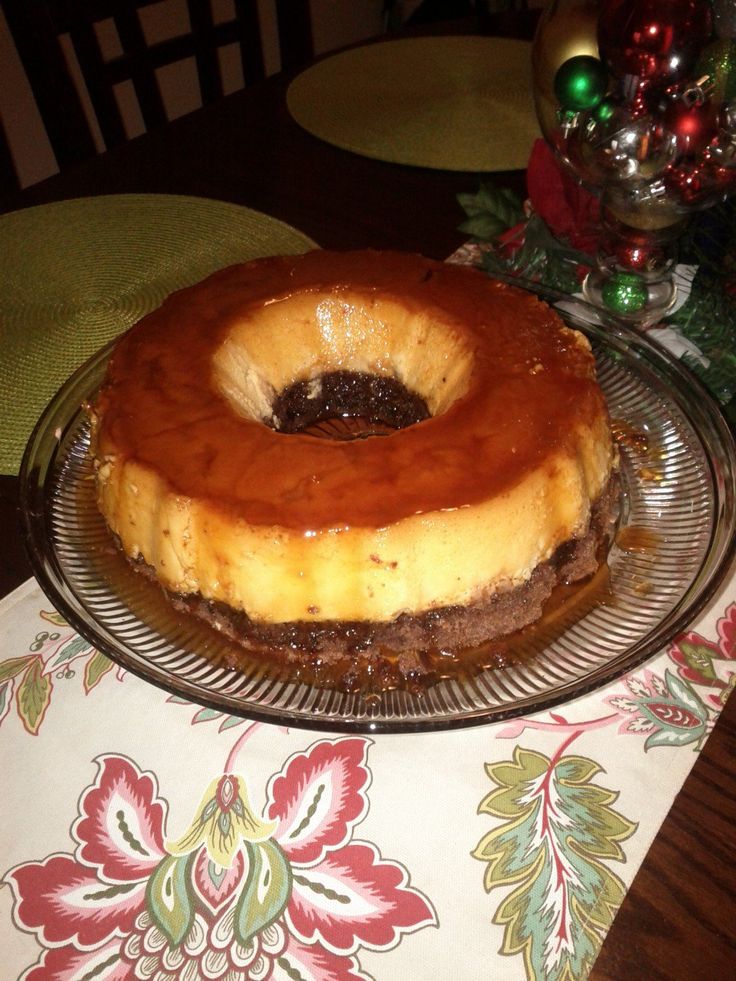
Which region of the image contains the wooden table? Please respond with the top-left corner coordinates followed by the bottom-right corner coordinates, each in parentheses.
top-left (1, 41), bottom-right (734, 981)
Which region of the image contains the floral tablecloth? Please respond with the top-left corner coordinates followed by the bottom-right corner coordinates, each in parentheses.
top-left (2, 570), bottom-right (734, 980)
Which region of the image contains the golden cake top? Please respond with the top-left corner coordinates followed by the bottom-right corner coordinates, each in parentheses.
top-left (93, 250), bottom-right (611, 530)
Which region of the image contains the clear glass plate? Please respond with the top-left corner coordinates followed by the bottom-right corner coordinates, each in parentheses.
top-left (20, 304), bottom-right (736, 732)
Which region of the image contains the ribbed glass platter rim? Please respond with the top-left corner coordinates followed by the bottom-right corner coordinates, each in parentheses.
top-left (20, 311), bottom-right (736, 733)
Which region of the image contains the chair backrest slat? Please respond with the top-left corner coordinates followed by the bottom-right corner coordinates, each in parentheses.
top-left (68, 17), bottom-right (129, 147)
top-left (234, 0), bottom-right (267, 85)
top-left (275, 0), bottom-right (313, 73)
top-left (112, 6), bottom-right (169, 132)
top-left (188, 0), bottom-right (221, 102)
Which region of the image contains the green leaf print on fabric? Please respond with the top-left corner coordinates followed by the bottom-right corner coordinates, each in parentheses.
top-left (673, 636), bottom-right (722, 682)
top-left (47, 634), bottom-right (93, 671)
top-left (16, 659), bottom-right (52, 735)
top-left (146, 853), bottom-right (196, 947)
top-left (234, 840), bottom-right (292, 946)
top-left (84, 650), bottom-right (115, 692)
top-left (474, 744), bottom-right (637, 981)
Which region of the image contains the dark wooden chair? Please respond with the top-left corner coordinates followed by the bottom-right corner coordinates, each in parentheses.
top-left (3, 0), bottom-right (314, 170)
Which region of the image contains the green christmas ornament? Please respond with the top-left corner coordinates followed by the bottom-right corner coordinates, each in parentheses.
top-left (593, 96), bottom-right (616, 124)
top-left (554, 55), bottom-right (609, 112)
top-left (601, 272), bottom-right (648, 314)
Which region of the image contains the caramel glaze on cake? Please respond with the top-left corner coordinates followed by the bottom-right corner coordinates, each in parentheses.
top-left (90, 249), bottom-right (619, 685)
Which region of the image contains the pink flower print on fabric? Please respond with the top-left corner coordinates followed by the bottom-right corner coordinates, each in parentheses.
top-left (5, 739), bottom-right (436, 979)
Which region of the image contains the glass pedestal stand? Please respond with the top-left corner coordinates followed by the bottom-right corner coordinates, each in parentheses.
top-left (581, 186), bottom-right (689, 326)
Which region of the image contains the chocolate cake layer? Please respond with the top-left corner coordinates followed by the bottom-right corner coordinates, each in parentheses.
top-left (271, 370), bottom-right (431, 434)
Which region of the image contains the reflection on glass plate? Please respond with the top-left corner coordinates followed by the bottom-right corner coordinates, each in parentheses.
top-left (20, 308), bottom-right (736, 733)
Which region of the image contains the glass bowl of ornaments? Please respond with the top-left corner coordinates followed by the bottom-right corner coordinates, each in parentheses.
top-left (532, 0), bottom-right (736, 324)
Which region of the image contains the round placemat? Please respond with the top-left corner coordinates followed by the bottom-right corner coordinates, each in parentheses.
top-left (0, 194), bottom-right (317, 475)
top-left (287, 36), bottom-right (539, 172)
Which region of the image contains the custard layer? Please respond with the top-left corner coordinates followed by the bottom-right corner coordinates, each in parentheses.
top-left (91, 250), bottom-right (616, 626)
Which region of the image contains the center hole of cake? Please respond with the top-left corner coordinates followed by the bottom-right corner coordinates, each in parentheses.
top-left (271, 370), bottom-right (431, 440)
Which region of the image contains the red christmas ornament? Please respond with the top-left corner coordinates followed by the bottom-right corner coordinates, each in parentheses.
top-left (598, 0), bottom-right (713, 87)
top-left (664, 96), bottom-right (720, 158)
top-left (704, 148), bottom-right (736, 188)
top-left (614, 240), bottom-right (663, 272)
top-left (665, 160), bottom-right (710, 204)
top-left (606, 223), bottom-right (667, 271)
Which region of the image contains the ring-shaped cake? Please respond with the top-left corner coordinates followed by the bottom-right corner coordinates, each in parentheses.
top-left (90, 250), bottom-right (618, 680)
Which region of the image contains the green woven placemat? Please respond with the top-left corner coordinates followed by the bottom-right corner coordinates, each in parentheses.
top-left (0, 194), bottom-right (318, 475)
top-left (287, 36), bottom-right (539, 172)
